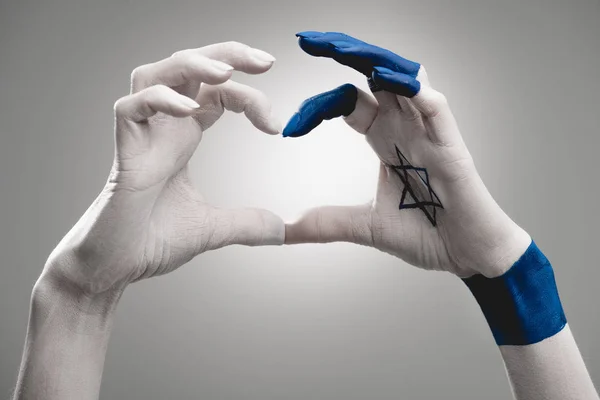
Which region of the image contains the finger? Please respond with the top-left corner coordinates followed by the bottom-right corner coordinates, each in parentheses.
top-left (416, 65), bottom-right (432, 88)
top-left (296, 31), bottom-right (420, 78)
top-left (130, 53), bottom-right (234, 94)
top-left (114, 84), bottom-right (200, 122)
top-left (371, 66), bottom-right (420, 116)
top-left (173, 41), bottom-right (276, 75)
top-left (194, 80), bottom-right (281, 134)
top-left (285, 204), bottom-right (373, 246)
top-left (282, 83), bottom-right (378, 138)
top-left (344, 87), bottom-right (379, 134)
top-left (371, 67), bottom-right (458, 144)
top-left (397, 96), bottom-right (421, 120)
top-left (371, 66), bottom-right (421, 98)
top-left (132, 42), bottom-right (276, 98)
top-left (204, 207), bottom-right (285, 250)
top-left (409, 86), bottom-right (460, 145)
top-left (371, 89), bottom-right (402, 114)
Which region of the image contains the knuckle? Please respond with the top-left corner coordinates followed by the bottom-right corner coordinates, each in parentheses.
top-left (130, 64), bottom-right (150, 84)
top-left (247, 86), bottom-right (266, 102)
top-left (113, 96), bottom-right (128, 114)
top-left (437, 93), bottom-right (448, 106)
top-left (172, 50), bottom-right (195, 64)
top-left (171, 49), bottom-right (185, 58)
top-left (174, 53), bottom-right (201, 77)
top-left (423, 91), bottom-right (448, 118)
top-left (221, 41), bottom-right (250, 57)
top-left (432, 90), bottom-right (447, 105)
top-left (222, 40), bottom-right (247, 50)
top-left (142, 84), bottom-right (170, 105)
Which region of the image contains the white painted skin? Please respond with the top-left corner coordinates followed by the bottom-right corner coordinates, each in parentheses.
top-left (285, 66), bottom-right (599, 400)
top-left (49, 42), bottom-right (285, 295)
top-left (12, 44), bottom-right (598, 400)
top-left (13, 42), bottom-right (285, 400)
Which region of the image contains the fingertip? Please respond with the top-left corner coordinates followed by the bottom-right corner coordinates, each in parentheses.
top-left (282, 84), bottom-right (358, 138)
top-left (251, 48), bottom-right (276, 65)
top-left (282, 112), bottom-right (305, 138)
top-left (179, 95), bottom-right (201, 109)
top-left (296, 31), bottom-right (322, 39)
top-left (372, 68), bottom-right (421, 98)
top-left (265, 114), bottom-right (283, 135)
top-left (297, 36), bottom-right (334, 58)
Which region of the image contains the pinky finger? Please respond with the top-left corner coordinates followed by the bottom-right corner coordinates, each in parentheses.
top-left (114, 84), bottom-right (200, 122)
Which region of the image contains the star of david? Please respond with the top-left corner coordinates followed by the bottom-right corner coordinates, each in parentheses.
top-left (389, 145), bottom-right (444, 226)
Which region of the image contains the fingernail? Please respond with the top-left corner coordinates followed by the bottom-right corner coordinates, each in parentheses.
top-left (251, 48), bottom-right (276, 63)
top-left (211, 60), bottom-right (234, 71)
top-left (296, 31), bottom-right (322, 39)
top-left (180, 96), bottom-right (200, 109)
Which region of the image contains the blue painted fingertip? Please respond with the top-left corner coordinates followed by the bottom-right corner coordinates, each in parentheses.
top-left (296, 31), bottom-right (323, 39)
top-left (282, 84), bottom-right (358, 138)
top-left (297, 36), bottom-right (336, 58)
top-left (372, 66), bottom-right (421, 98)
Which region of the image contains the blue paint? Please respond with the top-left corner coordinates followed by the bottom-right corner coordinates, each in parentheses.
top-left (372, 66), bottom-right (421, 98)
top-left (296, 31), bottom-right (421, 78)
top-left (282, 84), bottom-right (358, 138)
top-left (463, 241), bottom-right (567, 346)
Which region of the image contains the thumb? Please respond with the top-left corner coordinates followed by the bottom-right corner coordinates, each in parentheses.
top-left (204, 207), bottom-right (285, 250)
top-left (285, 204), bottom-right (373, 246)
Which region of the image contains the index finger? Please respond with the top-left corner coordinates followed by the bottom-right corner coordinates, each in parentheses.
top-left (296, 31), bottom-right (421, 78)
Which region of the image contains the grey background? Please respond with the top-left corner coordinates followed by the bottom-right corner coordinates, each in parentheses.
top-left (1, 0), bottom-right (599, 398)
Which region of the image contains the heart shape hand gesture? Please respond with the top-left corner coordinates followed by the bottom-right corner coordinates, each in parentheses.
top-left (43, 33), bottom-right (530, 299)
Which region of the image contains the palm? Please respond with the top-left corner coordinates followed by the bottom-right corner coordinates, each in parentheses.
top-left (363, 101), bottom-right (529, 277)
top-left (134, 168), bottom-right (211, 279)
top-left (365, 109), bottom-right (469, 275)
top-left (114, 115), bottom-right (203, 191)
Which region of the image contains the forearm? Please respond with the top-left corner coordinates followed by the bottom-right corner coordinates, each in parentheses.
top-left (500, 325), bottom-right (598, 400)
top-left (14, 271), bottom-right (122, 400)
top-left (464, 240), bottom-right (598, 400)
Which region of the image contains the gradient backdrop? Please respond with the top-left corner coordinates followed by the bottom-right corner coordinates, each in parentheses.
top-left (1, 0), bottom-right (599, 399)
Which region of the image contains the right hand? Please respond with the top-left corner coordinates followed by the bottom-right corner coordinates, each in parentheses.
top-left (43, 41), bottom-right (285, 296)
top-left (284, 32), bottom-right (531, 278)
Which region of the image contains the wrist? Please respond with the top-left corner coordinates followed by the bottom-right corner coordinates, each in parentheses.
top-left (483, 221), bottom-right (532, 278)
top-left (463, 240), bottom-right (566, 346)
top-left (32, 270), bottom-right (123, 335)
top-left (14, 272), bottom-right (123, 400)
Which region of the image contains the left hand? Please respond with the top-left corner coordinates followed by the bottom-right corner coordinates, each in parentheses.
top-left (42, 42), bottom-right (285, 297)
top-left (284, 32), bottom-right (530, 278)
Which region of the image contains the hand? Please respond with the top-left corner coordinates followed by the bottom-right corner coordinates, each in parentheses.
top-left (43, 42), bottom-right (285, 295)
top-left (284, 32), bottom-right (530, 278)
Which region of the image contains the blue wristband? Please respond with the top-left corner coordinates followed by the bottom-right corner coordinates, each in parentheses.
top-left (462, 240), bottom-right (567, 346)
